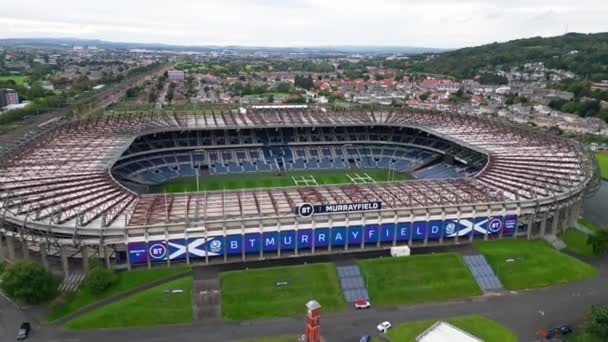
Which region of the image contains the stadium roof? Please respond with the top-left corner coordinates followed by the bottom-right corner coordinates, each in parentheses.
top-left (416, 321), bottom-right (483, 342)
top-left (0, 108), bottom-right (595, 239)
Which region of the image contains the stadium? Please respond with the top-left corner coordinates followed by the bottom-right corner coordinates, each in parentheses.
top-left (0, 107), bottom-right (599, 273)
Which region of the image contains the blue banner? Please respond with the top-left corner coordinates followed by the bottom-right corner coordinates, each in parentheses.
top-left (331, 227), bottom-right (347, 246)
top-left (348, 225), bottom-right (363, 245)
top-left (128, 215), bottom-right (522, 265)
top-left (427, 220), bottom-right (443, 239)
top-left (245, 233), bottom-right (260, 253)
top-left (298, 229), bottom-right (313, 249)
top-left (412, 221), bottom-right (426, 240)
top-left (380, 223), bottom-right (394, 242)
top-left (396, 222), bottom-right (410, 241)
top-left (504, 215), bottom-right (518, 235)
top-left (364, 224), bottom-right (379, 244)
top-left (148, 241), bottom-right (167, 261)
top-left (280, 230), bottom-right (296, 250)
top-left (487, 216), bottom-right (504, 234)
top-left (226, 235), bottom-right (242, 255)
top-left (262, 232), bottom-right (279, 251)
top-left (127, 242), bottom-right (147, 264)
top-left (315, 228), bottom-right (330, 248)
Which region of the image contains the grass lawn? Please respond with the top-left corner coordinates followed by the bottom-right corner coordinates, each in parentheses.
top-left (560, 229), bottom-right (595, 257)
top-left (221, 263), bottom-right (345, 320)
top-left (596, 152), bottom-right (608, 179)
top-left (64, 276), bottom-right (193, 329)
top-left (151, 168), bottom-right (412, 193)
top-left (358, 253), bottom-right (481, 305)
top-left (48, 266), bottom-right (190, 321)
top-left (474, 240), bottom-right (597, 290)
top-left (380, 315), bottom-right (517, 342)
top-left (0, 75), bottom-right (28, 85)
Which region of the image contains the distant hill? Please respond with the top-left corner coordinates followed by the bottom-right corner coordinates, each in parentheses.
top-left (411, 32), bottom-right (608, 81)
top-left (0, 37), bottom-right (447, 55)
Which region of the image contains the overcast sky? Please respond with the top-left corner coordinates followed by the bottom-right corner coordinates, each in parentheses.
top-left (1, 0), bottom-right (607, 49)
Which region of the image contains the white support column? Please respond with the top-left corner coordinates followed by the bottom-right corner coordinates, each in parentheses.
top-left (103, 242), bottom-right (111, 269)
top-left (469, 208), bottom-right (476, 243)
top-left (408, 213), bottom-right (414, 247)
top-left (392, 214), bottom-right (398, 247)
top-left (294, 220), bottom-right (300, 256)
top-left (81, 245), bottom-right (89, 273)
top-left (60, 245), bottom-right (70, 276)
top-left (21, 238), bottom-right (30, 259)
top-left (423, 212), bottom-right (430, 247)
top-left (344, 215), bottom-right (350, 251)
top-left (0, 233), bottom-right (5, 261)
top-left (277, 222), bottom-right (282, 258)
top-left (528, 214), bottom-right (538, 240)
top-left (551, 209), bottom-right (560, 235)
top-left (39, 242), bottom-right (49, 270)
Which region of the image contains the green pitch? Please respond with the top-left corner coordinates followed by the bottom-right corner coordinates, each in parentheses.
top-left (596, 152), bottom-right (608, 179)
top-left (0, 75), bottom-right (28, 85)
top-left (150, 168), bottom-right (412, 193)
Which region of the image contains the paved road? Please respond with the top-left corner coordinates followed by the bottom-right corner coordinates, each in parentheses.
top-left (583, 180), bottom-right (608, 228)
top-left (3, 256), bottom-right (605, 342)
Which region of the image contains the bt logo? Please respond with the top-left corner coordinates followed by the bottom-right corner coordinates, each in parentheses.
top-left (298, 203), bottom-right (315, 217)
top-left (489, 218), bottom-right (502, 233)
top-left (149, 243), bottom-right (167, 260)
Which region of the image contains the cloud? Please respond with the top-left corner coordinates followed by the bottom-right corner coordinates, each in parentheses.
top-left (0, 0), bottom-right (606, 48)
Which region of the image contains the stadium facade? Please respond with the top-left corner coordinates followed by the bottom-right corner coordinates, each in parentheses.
top-left (0, 108), bottom-right (599, 273)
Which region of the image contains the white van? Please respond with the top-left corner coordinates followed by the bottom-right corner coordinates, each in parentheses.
top-left (390, 246), bottom-right (410, 257)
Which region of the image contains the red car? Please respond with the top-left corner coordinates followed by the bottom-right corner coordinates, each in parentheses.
top-left (355, 300), bottom-right (371, 309)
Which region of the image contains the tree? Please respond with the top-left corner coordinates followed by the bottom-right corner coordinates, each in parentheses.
top-left (587, 230), bottom-right (608, 256)
top-left (0, 260), bottom-right (58, 304)
top-left (586, 305), bottom-right (608, 340)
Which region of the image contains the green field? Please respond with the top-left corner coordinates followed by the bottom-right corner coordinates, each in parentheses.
top-left (358, 253), bottom-right (481, 305)
top-left (151, 168), bottom-right (412, 193)
top-left (221, 263), bottom-right (345, 320)
top-left (0, 75), bottom-right (28, 85)
top-left (596, 152), bottom-right (608, 179)
top-left (474, 240), bottom-right (597, 290)
top-left (379, 315), bottom-right (518, 342)
top-left (49, 266), bottom-right (190, 321)
top-left (561, 229), bottom-right (595, 256)
top-left (64, 276), bottom-right (193, 329)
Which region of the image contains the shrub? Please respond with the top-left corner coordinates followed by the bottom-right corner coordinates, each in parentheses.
top-left (0, 260), bottom-right (58, 304)
top-left (83, 267), bottom-right (117, 296)
top-left (587, 305), bottom-right (608, 339)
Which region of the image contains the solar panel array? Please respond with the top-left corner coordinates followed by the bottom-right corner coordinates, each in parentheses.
top-left (463, 255), bottom-right (503, 290)
top-left (336, 265), bottom-right (369, 303)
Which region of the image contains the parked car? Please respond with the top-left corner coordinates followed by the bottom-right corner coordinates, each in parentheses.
top-left (537, 325), bottom-right (573, 340)
top-left (355, 300), bottom-right (371, 309)
top-left (17, 322), bottom-right (30, 340)
top-left (359, 335), bottom-right (371, 342)
top-left (546, 325), bottom-right (573, 339)
top-left (377, 321), bottom-right (392, 333)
